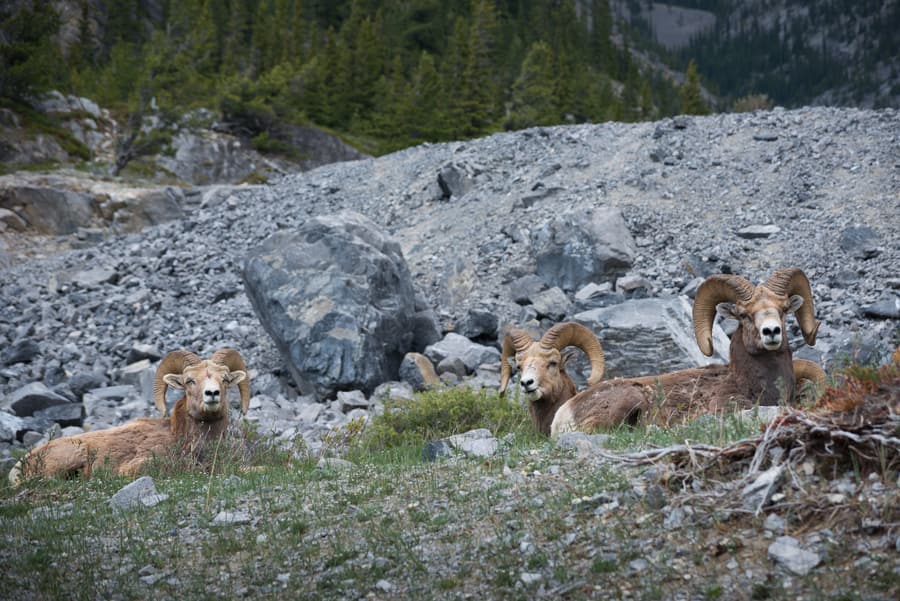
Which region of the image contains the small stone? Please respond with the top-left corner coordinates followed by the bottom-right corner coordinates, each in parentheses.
top-left (764, 513), bottom-right (786, 534)
top-left (375, 579), bottom-right (394, 592)
top-left (742, 465), bottom-right (784, 513)
top-left (212, 510), bottom-right (252, 525)
top-left (316, 457), bottom-right (354, 470)
top-left (520, 572), bottom-right (542, 585)
top-left (109, 476), bottom-right (160, 511)
top-left (767, 536), bottom-right (821, 576)
top-left (736, 224), bottom-right (780, 239)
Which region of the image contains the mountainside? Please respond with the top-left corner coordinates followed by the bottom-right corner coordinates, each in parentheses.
top-left (0, 106), bottom-right (897, 452)
top-left (616, 0), bottom-right (900, 109)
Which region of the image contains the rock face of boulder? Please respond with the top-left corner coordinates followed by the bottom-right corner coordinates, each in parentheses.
top-left (531, 206), bottom-right (637, 293)
top-left (243, 211), bottom-right (416, 399)
top-left (573, 296), bottom-right (730, 379)
top-left (0, 185), bottom-right (96, 234)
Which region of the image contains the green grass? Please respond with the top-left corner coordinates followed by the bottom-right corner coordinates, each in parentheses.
top-left (1, 382), bottom-right (896, 600)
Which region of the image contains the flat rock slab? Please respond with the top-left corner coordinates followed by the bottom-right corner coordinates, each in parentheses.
top-left (768, 536), bottom-right (821, 576)
top-left (736, 224), bottom-right (780, 239)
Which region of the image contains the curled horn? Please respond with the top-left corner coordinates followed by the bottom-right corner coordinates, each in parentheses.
top-left (692, 274), bottom-right (755, 356)
top-left (539, 322), bottom-right (606, 385)
top-left (153, 350), bottom-right (202, 416)
top-left (793, 359), bottom-right (827, 403)
top-left (499, 329), bottom-right (536, 395)
top-left (210, 347), bottom-right (251, 414)
top-left (764, 268), bottom-right (820, 346)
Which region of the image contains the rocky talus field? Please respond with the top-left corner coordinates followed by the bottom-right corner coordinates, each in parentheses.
top-left (0, 107), bottom-right (898, 599)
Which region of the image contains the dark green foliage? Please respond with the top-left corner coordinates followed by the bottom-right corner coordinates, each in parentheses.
top-left (506, 41), bottom-right (558, 129)
top-left (1, 0), bottom-right (676, 157)
top-left (0, 4), bottom-right (66, 101)
top-left (680, 59), bottom-right (710, 115)
top-left (359, 386), bottom-right (529, 451)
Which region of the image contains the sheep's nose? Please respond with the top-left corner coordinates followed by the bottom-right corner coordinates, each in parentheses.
top-left (762, 325), bottom-right (781, 337)
top-left (520, 377), bottom-right (535, 389)
top-left (204, 389), bottom-right (220, 402)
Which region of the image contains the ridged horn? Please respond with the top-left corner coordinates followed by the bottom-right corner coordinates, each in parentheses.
top-left (153, 350), bottom-right (202, 416)
top-left (764, 268), bottom-right (819, 346)
top-left (793, 359), bottom-right (826, 392)
top-left (692, 274), bottom-right (755, 356)
top-left (210, 347), bottom-right (251, 414)
top-left (499, 329), bottom-right (536, 395)
top-left (539, 322), bottom-right (605, 385)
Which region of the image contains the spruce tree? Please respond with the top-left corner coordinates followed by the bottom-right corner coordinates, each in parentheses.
top-left (680, 59), bottom-right (709, 115)
top-left (506, 41), bottom-right (558, 130)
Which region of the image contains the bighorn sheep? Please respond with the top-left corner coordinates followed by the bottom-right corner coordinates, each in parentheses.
top-left (8, 348), bottom-right (250, 485)
top-left (551, 268), bottom-right (824, 435)
top-left (499, 322), bottom-right (606, 435)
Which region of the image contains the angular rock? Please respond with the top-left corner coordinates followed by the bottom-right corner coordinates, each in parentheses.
top-left (67, 371), bottom-right (108, 398)
top-left (243, 211), bottom-right (416, 398)
top-left (445, 428), bottom-right (498, 458)
top-left (0, 185), bottom-right (96, 234)
top-left (33, 403), bottom-right (85, 428)
top-left (398, 352), bottom-right (440, 392)
top-left (337, 390), bottom-right (369, 413)
top-left (72, 267), bottom-right (118, 288)
top-left (742, 465), bottom-right (785, 513)
top-left (437, 163), bottom-right (473, 199)
top-left (422, 440), bottom-right (454, 461)
top-left (454, 308), bottom-right (498, 341)
top-left (1, 338), bottom-right (39, 364)
top-left (126, 343), bottom-right (163, 364)
top-left (0, 411), bottom-right (25, 442)
top-left (411, 309), bottom-right (442, 351)
top-left (531, 287), bottom-right (571, 321)
top-left (573, 296), bottom-right (729, 378)
top-left (506, 274), bottom-right (547, 305)
top-left (840, 225), bottom-right (881, 259)
top-left (424, 333), bottom-right (500, 374)
top-left (862, 294), bottom-right (900, 319)
top-left (767, 536), bottom-right (821, 576)
top-left (735, 224), bottom-right (780, 239)
top-left (4, 382), bottom-right (71, 417)
top-left (109, 476), bottom-right (160, 511)
top-left (436, 356), bottom-right (467, 378)
top-left (531, 206), bottom-right (637, 292)
top-left (212, 510), bottom-right (252, 525)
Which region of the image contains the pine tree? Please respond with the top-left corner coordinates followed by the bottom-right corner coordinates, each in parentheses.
top-left (680, 59), bottom-right (709, 115)
top-left (458, 0), bottom-right (499, 137)
top-left (506, 41), bottom-right (558, 130)
top-left (407, 51), bottom-right (448, 141)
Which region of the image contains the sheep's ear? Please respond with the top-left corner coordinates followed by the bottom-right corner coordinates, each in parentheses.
top-left (787, 294), bottom-right (804, 314)
top-left (224, 370), bottom-right (247, 387)
top-left (716, 302), bottom-right (737, 320)
top-left (163, 374), bottom-right (185, 389)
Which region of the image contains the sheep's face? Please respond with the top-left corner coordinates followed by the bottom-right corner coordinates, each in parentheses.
top-left (516, 346), bottom-right (566, 402)
top-left (717, 288), bottom-right (804, 354)
top-left (163, 362), bottom-right (247, 419)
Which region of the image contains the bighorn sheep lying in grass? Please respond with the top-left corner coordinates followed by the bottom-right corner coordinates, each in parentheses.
top-left (551, 268), bottom-right (824, 434)
top-left (499, 322), bottom-right (605, 435)
top-left (8, 348), bottom-right (250, 485)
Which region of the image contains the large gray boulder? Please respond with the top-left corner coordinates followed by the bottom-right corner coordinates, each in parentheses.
top-left (243, 211), bottom-right (417, 399)
top-left (573, 296), bottom-right (730, 379)
top-left (0, 185), bottom-right (96, 234)
top-left (530, 206), bottom-right (637, 293)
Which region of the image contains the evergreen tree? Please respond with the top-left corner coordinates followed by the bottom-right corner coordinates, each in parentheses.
top-left (407, 51), bottom-right (448, 141)
top-left (680, 59), bottom-right (709, 115)
top-left (0, 3), bottom-right (65, 101)
top-left (458, 0), bottom-right (500, 137)
top-left (506, 41), bottom-right (558, 130)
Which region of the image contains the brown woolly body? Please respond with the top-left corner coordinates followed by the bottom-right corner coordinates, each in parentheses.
top-left (556, 331), bottom-right (796, 433)
top-left (10, 348), bottom-right (249, 485)
top-left (14, 396), bottom-right (228, 480)
top-left (551, 269), bottom-right (822, 435)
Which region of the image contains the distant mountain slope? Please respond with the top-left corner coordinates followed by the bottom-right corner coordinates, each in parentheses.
top-left (615, 0), bottom-right (900, 109)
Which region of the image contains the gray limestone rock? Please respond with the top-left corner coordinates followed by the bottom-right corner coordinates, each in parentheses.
top-left (243, 211), bottom-right (417, 399)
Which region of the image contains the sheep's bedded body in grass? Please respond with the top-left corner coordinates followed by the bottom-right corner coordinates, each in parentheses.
top-left (9, 348), bottom-right (249, 485)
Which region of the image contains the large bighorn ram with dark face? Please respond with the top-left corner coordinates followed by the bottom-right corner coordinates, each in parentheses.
top-left (9, 348), bottom-right (250, 485)
top-left (499, 322), bottom-right (606, 435)
top-left (551, 268), bottom-right (825, 435)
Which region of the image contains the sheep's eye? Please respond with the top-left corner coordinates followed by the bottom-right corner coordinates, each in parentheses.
top-left (185, 379), bottom-right (196, 386)
top-left (548, 361), bottom-right (558, 368)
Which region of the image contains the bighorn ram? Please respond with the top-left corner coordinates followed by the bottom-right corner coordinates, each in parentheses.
top-left (9, 348), bottom-right (250, 485)
top-left (499, 322), bottom-right (606, 435)
top-left (551, 268), bottom-right (824, 435)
